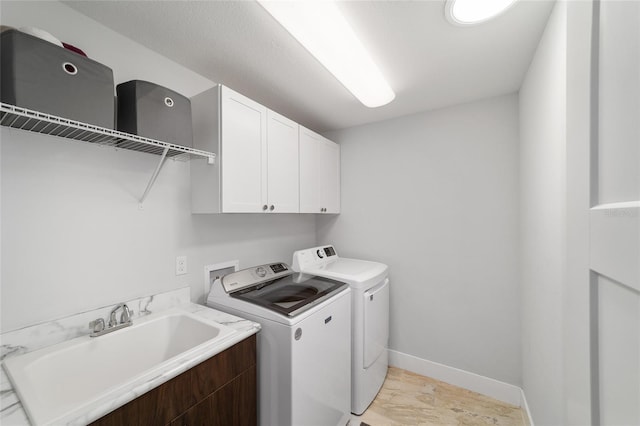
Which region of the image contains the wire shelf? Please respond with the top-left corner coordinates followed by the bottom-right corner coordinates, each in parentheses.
top-left (0, 102), bottom-right (215, 162)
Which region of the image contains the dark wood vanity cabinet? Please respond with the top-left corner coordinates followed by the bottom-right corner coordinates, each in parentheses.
top-left (90, 334), bottom-right (256, 426)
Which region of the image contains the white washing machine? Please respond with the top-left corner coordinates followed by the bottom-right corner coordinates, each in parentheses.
top-left (292, 246), bottom-right (389, 415)
top-left (207, 262), bottom-right (351, 426)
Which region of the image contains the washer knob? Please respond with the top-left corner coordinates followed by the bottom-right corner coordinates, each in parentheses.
top-left (256, 266), bottom-right (267, 277)
top-left (316, 249), bottom-right (325, 259)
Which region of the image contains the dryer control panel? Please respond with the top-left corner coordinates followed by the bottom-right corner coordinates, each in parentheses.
top-left (292, 245), bottom-right (338, 271)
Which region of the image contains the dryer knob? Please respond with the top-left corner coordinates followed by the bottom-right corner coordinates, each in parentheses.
top-left (316, 249), bottom-right (325, 259)
top-left (256, 267), bottom-right (267, 277)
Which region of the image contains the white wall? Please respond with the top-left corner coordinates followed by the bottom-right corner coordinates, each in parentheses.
top-left (319, 94), bottom-right (521, 385)
top-left (519, 1), bottom-right (567, 424)
top-left (0, 1), bottom-right (316, 332)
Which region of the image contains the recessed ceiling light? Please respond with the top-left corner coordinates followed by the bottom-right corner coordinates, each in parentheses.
top-left (445, 0), bottom-right (518, 26)
top-left (258, 0), bottom-right (395, 108)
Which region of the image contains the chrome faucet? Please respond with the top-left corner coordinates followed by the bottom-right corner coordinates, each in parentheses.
top-left (90, 303), bottom-right (133, 337)
top-left (109, 304), bottom-right (132, 327)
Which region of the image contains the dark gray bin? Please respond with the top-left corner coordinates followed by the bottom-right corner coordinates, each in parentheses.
top-left (1, 29), bottom-right (115, 129)
top-left (116, 80), bottom-right (193, 148)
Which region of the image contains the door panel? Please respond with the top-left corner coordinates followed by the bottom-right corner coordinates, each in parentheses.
top-left (597, 0), bottom-right (640, 204)
top-left (320, 139), bottom-right (341, 214)
top-left (267, 110), bottom-right (299, 213)
top-left (598, 276), bottom-right (640, 425)
top-left (593, 1), bottom-right (640, 423)
top-left (299, 127), bottom-right (321, 213)
top-left (299, 126), bottom-right (341, 214)
top-left (220, 86), bottom-right (267, 212)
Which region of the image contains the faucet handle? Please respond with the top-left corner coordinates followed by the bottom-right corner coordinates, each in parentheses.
top-left (90, 318), bottom-right (105, 334)
top-left (108, 310), bottom-right (119, 328)
top-left (120, 304), bottom-right (132, 324)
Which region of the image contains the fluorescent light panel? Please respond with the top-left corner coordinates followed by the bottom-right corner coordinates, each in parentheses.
top-left (445, 0), bottom-right (518, 25)
top-left (258, 0), bottom-right (395, 108)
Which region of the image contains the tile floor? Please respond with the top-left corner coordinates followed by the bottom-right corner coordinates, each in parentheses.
top-left (351, 367), bottom-right (528, 426)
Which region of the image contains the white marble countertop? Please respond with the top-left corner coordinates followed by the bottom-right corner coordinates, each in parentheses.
top-left (0, 288), bottom-right (260, 425)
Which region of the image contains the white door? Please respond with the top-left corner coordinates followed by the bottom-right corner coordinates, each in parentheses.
top-left (266, 110), bottom-right (299, 213)
top-left (319, 138), bottom-right (341, 214)
top-left (299, 126), bottom-right (322, 213)
top-left (220, 86), bottom-right (267, 213)
top-left (591, 2), bottom-right (640, 423)
top-left (299, 126), bottom-right (341, 214)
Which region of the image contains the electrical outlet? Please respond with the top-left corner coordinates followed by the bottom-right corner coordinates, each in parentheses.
top-left (176, 256), bottom-right (187, 275)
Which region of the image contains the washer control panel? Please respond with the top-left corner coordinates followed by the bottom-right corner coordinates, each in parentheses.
top-left (221, 262), bottom-right (290, 293)
top-left (292, 245), bottom-right (338, 271)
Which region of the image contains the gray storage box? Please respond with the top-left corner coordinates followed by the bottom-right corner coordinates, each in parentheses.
top-left (116, 80), bottom-right (193, 148)
top-left (1, 29), bottom-right (115, 129)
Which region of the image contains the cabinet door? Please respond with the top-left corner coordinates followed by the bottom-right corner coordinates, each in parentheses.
top-left (319, 138), bottom-right (340, 214)
top-left (299, 126), bottom-right (322, 213)
top-left (220, 86), bottom-right (267, 213)
top-left (266, 110), bottom-right (299, 213)
top-left (299, 127), bottom-right (341, 214)
top-left (171, 366), bottom-right (257, 426)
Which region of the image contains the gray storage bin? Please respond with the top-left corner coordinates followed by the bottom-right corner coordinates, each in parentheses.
top-left (116, 80), bottom-right (193, 148)
top-left (1, 29), bottom-right (115, 129)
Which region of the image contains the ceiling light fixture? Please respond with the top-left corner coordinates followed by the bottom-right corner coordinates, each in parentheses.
top-left (445, 0), bottom-right (518, 26)
top-left (258, 0), bottom-right (395, 108)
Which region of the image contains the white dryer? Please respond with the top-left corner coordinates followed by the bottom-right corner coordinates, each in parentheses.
top-left (292, 245), bottom-right (389, 415)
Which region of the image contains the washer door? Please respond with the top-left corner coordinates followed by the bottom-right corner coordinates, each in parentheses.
top-left (363, 278), bottom-right (390, 369)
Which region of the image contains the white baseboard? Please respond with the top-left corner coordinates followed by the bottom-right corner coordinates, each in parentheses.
top-left (520, 388), bottom-right (535, 426)
top-left (388, 349), bottom-right (523, 407)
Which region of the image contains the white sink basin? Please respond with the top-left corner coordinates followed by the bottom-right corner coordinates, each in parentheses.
top-left (3, 308), bottom-right (236, 425)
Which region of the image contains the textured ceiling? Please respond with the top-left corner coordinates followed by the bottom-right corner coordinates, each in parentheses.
top-left (64, 0), bottom-right (555, 133)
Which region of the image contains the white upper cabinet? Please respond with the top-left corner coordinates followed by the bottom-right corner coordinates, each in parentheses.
top-left (191, 85), bottom-right (301, 214)
top-left (266, 110), bottom-right (300, 213)
top-left (319, 137), bottom-right (340, 213)
top-left (220, 85), bottom-right (267, 213)
top-left (299, 126), bottom-right (340, 214)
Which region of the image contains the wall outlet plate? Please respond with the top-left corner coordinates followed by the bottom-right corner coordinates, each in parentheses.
top-left (204, 260), bottom-right (239, 297)
top-left (176, 256), bottom-right (187, 275)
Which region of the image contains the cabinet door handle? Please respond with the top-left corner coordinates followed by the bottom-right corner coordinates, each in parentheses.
top-left (262, 205), bottom-right (268, 211)
top-left (269, 205), bottom-right (275, 211)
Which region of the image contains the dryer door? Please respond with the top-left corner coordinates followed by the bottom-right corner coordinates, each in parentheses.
top-left (363, 278), bottom-right (390, 369)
